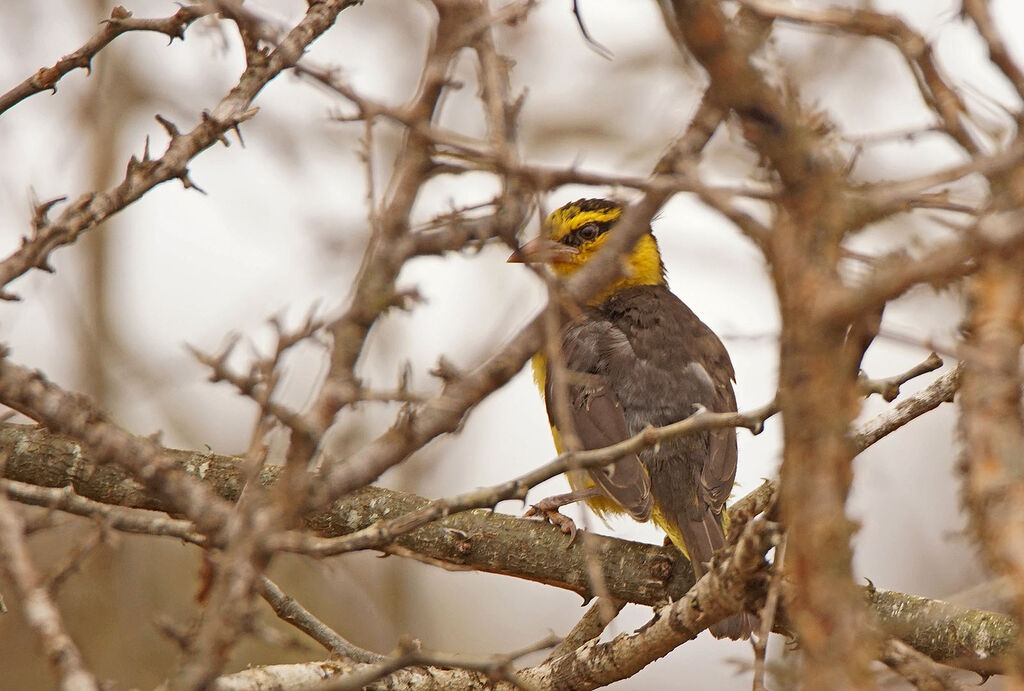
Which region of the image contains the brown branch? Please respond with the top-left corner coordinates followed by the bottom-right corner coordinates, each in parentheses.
top-left (515, 517), bottom-right (777, 690)
top-left (257, 576), bottom-right (383, 664)
top-left (959, 246), bottom-right (1024, 679)
top-left (285, 395), bottom-right (777, 557)
top-left (752, 536), bottom-right (787, 691)
top-left (313, 0), bottom-right (493, 437)
top-left (212, 660), bottom-right (492, 691)
top-left (0, 356), bottom-right (234, 535)
top-left (819, 220), bottom-right (1024, 324)
top-left (738, 0), bottom-right (980, 154)
top-left (0, 5), bottom-right (210, 116)
top-left (545, 598), bottom-right (625, 663)
top-left (855, 138), bottom-right (1024, 227)
top-left (0, 422), bottom-right (1015, 674)
top-left (0, 484), bottom-right (100, 691)
top-left (1, 479), bottom-right (204, 545)
top-left (0, 0), bottom-right (363, 300)
top-left (859, 352), bottom-right (944, 402)
top-left (879, 638), bottom-right (965, 691)
top-left (665, 0), bottom-right (872, 685)
top-left (854, 365), bottom-right (961, 451)
top-left (962, 0), bottom-right (1024, 105)
top-left (324, 634), bottom-right (559, 691)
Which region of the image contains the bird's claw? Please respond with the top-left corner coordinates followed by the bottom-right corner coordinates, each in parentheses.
top-left (525, 502), bottom-right (579, 547)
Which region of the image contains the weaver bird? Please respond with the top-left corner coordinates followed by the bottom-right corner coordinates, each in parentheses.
top-left (510, 198), bottom-right (750, 640)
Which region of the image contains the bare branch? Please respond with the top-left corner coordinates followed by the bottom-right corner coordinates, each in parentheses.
top-left (0, 356), bottom-right (234, 534)
top-left (0, 5), bottom-right (210, 116)
top-left (959, 246), bottom-right (1024, 679)
top-left (257, 576), bottom-right (383, 663)
top-left (860, 352), bottom-right (944, 402)
top-left (879, 638), bottom-right (966, 691)
top-left (738, 0), bottom-right (981, 153)
top-left (962, 0), bottom-right (1024, 104)
top-left (0, 0), bottom-right (363, 299)
top-left (0, 423), bottom-right (1015, 675)
top-left (0, 485), bottom-right (99, 691)
top-left (1, 479), bottom-right (204, 545)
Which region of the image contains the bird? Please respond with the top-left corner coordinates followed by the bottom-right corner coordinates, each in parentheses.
top-left (509, 198), bottom-right (750, 640)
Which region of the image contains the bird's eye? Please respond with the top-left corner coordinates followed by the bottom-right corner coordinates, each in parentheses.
top-left (578, 223), bottom-right (599, 241)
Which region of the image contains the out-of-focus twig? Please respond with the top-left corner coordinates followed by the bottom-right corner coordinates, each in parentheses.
top-left (0, 484), bottom-right (100, 691)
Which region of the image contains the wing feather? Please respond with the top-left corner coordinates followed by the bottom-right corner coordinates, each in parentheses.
top-left (546, 317), bottom-right (653, 521)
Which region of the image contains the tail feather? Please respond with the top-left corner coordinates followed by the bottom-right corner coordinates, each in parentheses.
top-left (677, 508), bottom-right (755, 640)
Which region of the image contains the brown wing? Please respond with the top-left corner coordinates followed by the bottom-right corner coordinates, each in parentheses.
top-left (546, 317), bottom-right (653, 522)
top-left (680, 361), bottom-right (738, 514)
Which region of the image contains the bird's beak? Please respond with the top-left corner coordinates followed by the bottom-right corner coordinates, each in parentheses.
top-left (507, 236), bottom-right (579, 264)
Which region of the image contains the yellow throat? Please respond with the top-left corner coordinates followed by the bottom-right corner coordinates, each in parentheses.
top-left (543, 200), bottom-right (666, 304)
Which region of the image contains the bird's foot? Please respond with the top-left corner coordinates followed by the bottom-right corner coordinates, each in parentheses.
top-left (525, 499), bottom-right (579, 546)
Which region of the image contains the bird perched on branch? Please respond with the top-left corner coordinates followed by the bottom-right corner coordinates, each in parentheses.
top-left (509, 198), bottom-right (750, 640)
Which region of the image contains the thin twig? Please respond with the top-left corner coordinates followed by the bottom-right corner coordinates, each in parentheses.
top-left (257, 576), bottom-right (384, 664)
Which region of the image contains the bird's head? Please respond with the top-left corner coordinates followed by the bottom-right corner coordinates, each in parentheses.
top-left (508, 198), bottom-right (666, 301)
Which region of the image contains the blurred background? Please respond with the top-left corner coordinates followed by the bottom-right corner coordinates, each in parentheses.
top-left (0, 0), bottom-right (1020, 687)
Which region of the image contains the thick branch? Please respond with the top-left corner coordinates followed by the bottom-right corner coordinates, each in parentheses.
top-left (666, 1), bottom-right (869, 686)
top-left (959, 246), bottom-right (1024, 678)
top-left (0, 420), bottom-right (1013, 674)
top-left (0, 358), bottom-right (233, 536)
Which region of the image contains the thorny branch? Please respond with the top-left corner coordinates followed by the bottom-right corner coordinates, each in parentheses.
top-left (0, 4), bottom-right (211, 116)
top-left (0, 0), bottom-right (363, 300)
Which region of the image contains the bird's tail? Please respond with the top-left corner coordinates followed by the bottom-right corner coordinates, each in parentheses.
top-left (675, 507), bottom-right (756, 640)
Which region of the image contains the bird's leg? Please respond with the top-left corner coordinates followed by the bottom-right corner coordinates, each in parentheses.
top-left (525, 488), bottom-right (602, 545)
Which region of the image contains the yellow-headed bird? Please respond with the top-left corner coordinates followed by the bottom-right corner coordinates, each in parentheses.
top-left (510, 198), bottom-right (750, 640)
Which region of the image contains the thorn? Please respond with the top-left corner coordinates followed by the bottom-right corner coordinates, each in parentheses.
top-left (389, 288), bottom-right (423, 311)
top-left (233, 122), bottom-right (246, 148)
top-left (572, 0), bottom-right (614, 60)
top-left (430, 356), bottom-right (461, 383)
top-left (0, 290), bottom-right (21, 302)
top-left (179, 170), bottom-right (207, 195)
top-left (235, 106), bottom-right (260, 124)
top-left (143, 135), bottom-right (151, 162)
top-left (155, 114), bottom-right (180, 139)
top-left (398, 361), bottom-right (412, 392)
top-left (31, 195), bottom-right (67, 229)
